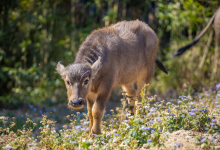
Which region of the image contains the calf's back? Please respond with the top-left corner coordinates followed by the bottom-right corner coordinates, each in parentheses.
top-left (75, 20), bottom-right (158, 87)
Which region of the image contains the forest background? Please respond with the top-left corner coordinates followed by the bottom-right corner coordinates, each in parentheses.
top-left (0, 0), bottom-right (220, 109)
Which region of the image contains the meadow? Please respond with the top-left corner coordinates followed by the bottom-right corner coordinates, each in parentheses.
top-left (1, 84), bottom-right (220, 150)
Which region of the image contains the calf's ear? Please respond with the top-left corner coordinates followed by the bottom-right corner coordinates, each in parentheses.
top-left (56, 61), bottom-right (65, 76)
top-left (91, 57), bottom-right (103, 79)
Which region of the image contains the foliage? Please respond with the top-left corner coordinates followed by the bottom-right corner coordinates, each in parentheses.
top-left (0, 0), bottom-right (220, 108)
top-left (152, 0), bottom-right (220, 94)
top-left (0, 0), bottom-right (160, 108)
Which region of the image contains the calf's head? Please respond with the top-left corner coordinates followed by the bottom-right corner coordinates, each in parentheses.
top-left (56, 57), bottom-right (102, 109)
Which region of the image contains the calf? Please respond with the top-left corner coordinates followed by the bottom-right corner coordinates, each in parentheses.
top-left (56, 20), bottom-right (168, 136)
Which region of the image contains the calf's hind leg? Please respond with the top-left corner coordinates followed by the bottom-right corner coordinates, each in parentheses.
top-left (122, 83), bottom-right (137, 113)
top-left (135, 66), bottom-right (155, 111)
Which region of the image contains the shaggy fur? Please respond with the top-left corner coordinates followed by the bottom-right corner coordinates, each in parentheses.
top-left (56, 20), bottom-right (167, 136)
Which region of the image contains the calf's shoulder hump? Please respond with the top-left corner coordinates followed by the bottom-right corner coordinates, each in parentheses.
top-left (75, 20), bottom-right (158, 65)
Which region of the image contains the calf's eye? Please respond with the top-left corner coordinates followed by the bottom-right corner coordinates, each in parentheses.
top-left (84, 79), bottom-right (89, 85)
top-left (66, 80), bottom-right (70, 85)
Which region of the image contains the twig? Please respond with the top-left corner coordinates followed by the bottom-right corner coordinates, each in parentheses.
top-left (198, 30), bottom-right (213, 69)
top-left (213, 40), bottom-right (219, 73)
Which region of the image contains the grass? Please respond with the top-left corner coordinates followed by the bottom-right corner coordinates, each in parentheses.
top-left (0, 84), bottom-right (220, 150)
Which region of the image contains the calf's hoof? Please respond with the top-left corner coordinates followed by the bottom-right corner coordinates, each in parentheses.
top-left (89, 129), bottom-right (101, 138)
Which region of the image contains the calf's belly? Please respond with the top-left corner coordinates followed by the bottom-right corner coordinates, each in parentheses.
top-left (114, 66), bottom-right (145, 86)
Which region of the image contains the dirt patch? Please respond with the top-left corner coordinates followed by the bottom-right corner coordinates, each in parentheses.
top-left (148, 130), bottom-right (220, 150)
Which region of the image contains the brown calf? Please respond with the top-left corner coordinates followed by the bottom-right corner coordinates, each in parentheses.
top-left (56, 20), bottom-right (167, 136)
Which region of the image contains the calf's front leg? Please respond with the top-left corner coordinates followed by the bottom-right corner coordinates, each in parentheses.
top-left (91, 90), bottom-right (111, 134)
top-left (87, 100), bottom-right (94, 136)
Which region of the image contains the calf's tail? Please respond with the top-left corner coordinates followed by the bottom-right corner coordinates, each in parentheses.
top-left (155, 58), bottom-right (168, 74)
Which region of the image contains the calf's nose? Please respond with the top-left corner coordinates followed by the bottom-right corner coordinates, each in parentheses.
top-left (70, 99), bottom-right (83, 105)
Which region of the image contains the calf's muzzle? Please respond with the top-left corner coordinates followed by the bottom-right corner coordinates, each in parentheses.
top-left (68, 99), bottom-right (85, 109)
